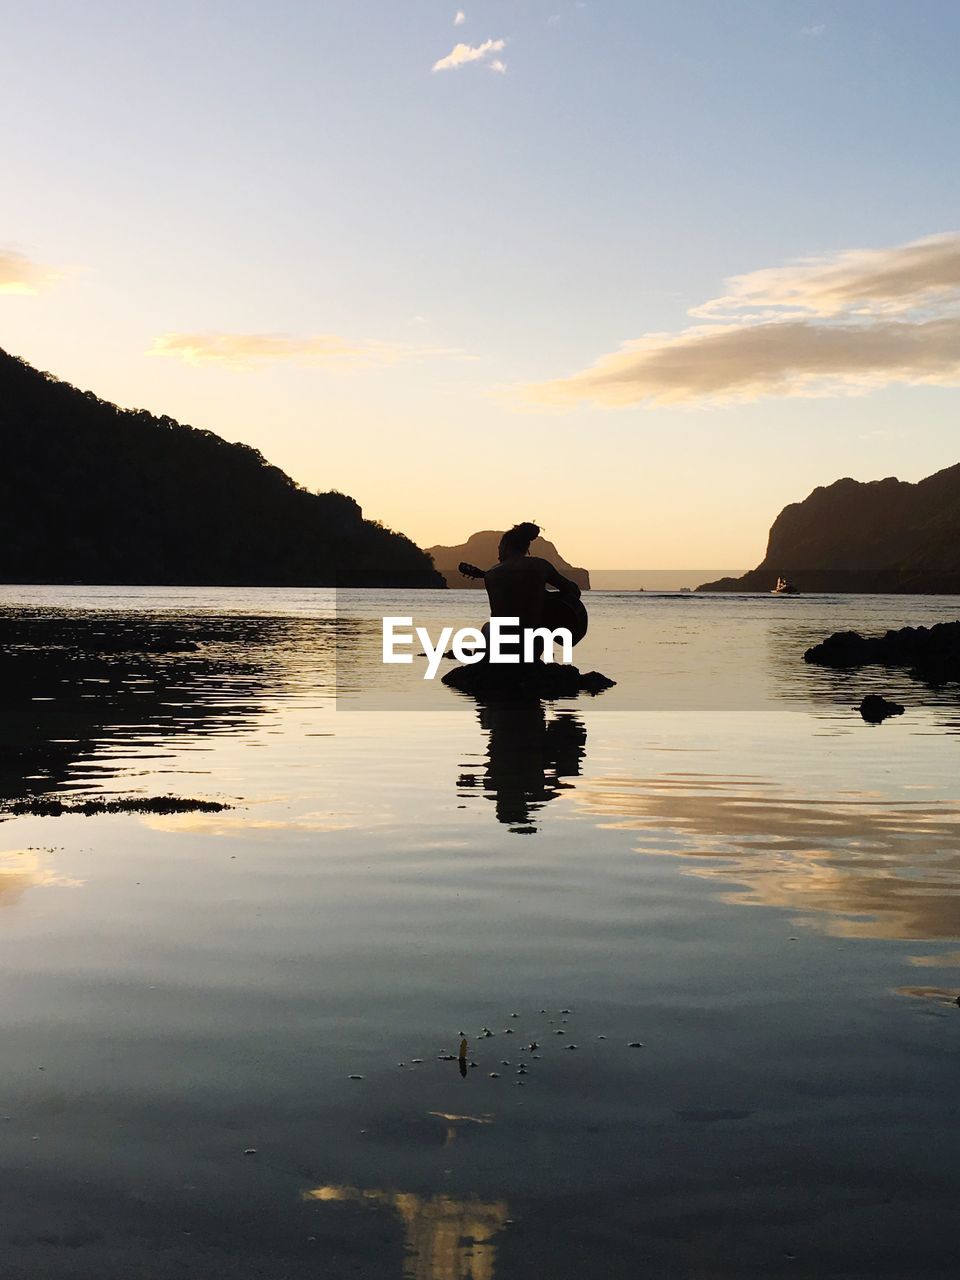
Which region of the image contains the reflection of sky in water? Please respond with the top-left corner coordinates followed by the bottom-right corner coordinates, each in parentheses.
top-left (1, 587), bottom-right (960, 1276)
top-left (304, 1182), bottom-right (509, 1280)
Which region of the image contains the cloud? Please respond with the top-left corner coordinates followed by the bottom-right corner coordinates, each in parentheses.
top-left (151, 331), bottom-right (463, 368)
top-left (526, 316), bottom-right (960, 407)
top-left (432, 37), bottom-right (506, 72)
top-left (522, 232), bottom-right (960, 408)
top-left (692, 232), bottom-right (960, 320)
top-left (0, 249), bottom-right (61, 295)
top-left (800, 23), bottom-right (826, 36)
top-left (454, 10), bottom-right (466, 25)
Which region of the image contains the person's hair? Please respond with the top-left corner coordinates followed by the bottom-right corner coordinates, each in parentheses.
top-left (499, 521), bottom-right (540, 556)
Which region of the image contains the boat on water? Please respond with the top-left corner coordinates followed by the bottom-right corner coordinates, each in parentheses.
top-left (772, 576), bottom-right (799, 595)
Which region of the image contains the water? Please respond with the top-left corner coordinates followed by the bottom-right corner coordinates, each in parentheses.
top-left (1, 586), bottom-right (959, 1278)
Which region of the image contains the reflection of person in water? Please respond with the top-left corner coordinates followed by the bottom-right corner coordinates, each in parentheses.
top-left (459, 697), bottom-right (587, 833)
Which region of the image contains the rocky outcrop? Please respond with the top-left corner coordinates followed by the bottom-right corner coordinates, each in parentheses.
top-left (428, 531), bottom-right (590, 590)
top-left (698, 464), bottom-right (960, 594)
top-left (857, 695), bottom-right (905, 723)
top-left (804, 620), bottom-right (960, 682)
top-left (442, 663), bottom-right (614, 699)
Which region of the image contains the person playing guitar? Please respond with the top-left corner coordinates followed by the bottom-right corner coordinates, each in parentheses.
top-left (457, 522), bottom-right (586, 660)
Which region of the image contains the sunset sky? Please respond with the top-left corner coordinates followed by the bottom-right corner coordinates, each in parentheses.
top-left (4, 0), bottom-right (960, 568)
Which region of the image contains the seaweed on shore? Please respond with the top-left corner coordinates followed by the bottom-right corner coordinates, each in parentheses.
top-left (2, 795), bottom-right (231, 818)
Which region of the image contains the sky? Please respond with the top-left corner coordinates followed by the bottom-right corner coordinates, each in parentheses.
top-left (3, 0), bottom-right (960, 569)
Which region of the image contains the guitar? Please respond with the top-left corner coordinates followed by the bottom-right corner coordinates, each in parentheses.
top-left (458, 561), bottom-right (485, 580)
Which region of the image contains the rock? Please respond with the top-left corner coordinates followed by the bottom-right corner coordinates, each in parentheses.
top-left (804, 620), bottom-right (960, 683)
top-left (696, 465), bottom-right (960, 595)
top-left (858, 694), bottom-right (905, 723)
top-left (427, 531), bottom-right (590, 591)
top-left (442, 662), bottom-right (615, 699)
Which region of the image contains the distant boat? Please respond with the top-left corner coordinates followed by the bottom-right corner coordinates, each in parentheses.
top-left (772, 576), bottom-right (798, 595)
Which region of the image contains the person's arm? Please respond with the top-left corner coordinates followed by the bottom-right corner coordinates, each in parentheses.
top-left (544, 562), bottom-right (581, 599)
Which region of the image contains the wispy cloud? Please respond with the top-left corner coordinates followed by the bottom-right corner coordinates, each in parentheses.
top-left (454, 10), bottom-right (466, 25)
top-left (692, 233), bottom-right (960, 319)
top-left (800, 23), bottom-right (826, 36)
top-left (432, 37), bottom-right (506, 72)
top-left (151, 332), bottom-right (464, 368)
top-left (522, 233), bottom-right (960, 408)
top-left (0, 249), bottom-right (61, 295)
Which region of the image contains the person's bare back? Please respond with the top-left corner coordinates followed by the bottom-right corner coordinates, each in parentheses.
top-left (478, 523), bottom-right (581, 635)
top-left (485, 555), bottom-right (557, 631)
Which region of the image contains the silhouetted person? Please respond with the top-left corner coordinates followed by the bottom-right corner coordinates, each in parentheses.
top-left (459, 522), bottom-right (582, 658)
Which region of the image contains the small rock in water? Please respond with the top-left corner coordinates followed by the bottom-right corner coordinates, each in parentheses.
top-left (411, 1058), bottom-right (423, 1064)
top-left (554, 1030), bottom-right (565, 1036)
top-left (348, 1075), bottom-right (364, 1080)
top-left (243, 1148), bottom-right (258, 1155)
top-left (566, 1044), bottom-right (578, 1050)
top-left (489, 1073), bottom-right (500, 1079)
top-left (628, 1042), bottom-right (643, 1049)
top-left (511, 1012), bottom-right (519, 1018)
top-left (857, 694), bottom-right (905, 723)
top-left (503, 1028), bottom-right (514, 1034)
top-left (597, 1035), bottom-right (606, 1040)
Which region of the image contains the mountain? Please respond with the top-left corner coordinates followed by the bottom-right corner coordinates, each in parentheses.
top-left (427, 531), bottom-right (590, 590)
top-left (0, 348), bottom-right (443, 586)
top-left (697, 464), bottom-right (960, 593)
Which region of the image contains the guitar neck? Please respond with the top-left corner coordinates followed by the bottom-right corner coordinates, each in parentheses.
top-left (458, 562), bottom-right (485, 581)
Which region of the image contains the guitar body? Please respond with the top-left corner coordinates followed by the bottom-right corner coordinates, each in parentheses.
top-left (543, 591), bottom-right (589, 647)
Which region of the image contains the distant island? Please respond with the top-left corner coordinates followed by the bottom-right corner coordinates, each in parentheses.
top-left (697, 464), bottom-right (960, 594)
top-left (427, 531), bottom-right (590, 590)
top-left (0, 348), bottom-right (443, 587)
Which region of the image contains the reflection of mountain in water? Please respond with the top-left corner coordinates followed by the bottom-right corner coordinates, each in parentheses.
top-left (457, 698), bottom-right (586, 833)
top-left (0, 611), bottom-right (336, 807)
top-left (579, 772), bottom-right (960, 941)
top-left (304, 1184), bottom-right (509, 1280)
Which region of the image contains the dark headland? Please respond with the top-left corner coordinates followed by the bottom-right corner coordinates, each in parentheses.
top-left (428, 531), bottom-right (590, 590)
top-left (0, 348), bottom-right (443, 587)
top-left (698, 464), bottom-right (960, 593)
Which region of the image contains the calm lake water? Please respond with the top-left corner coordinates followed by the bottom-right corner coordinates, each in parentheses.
top-left (1, 585), bottom-right (959, 1278)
